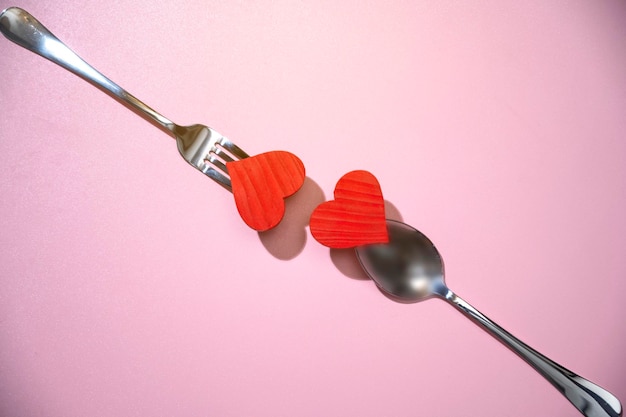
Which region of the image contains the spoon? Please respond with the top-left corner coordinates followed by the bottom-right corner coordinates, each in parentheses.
top-left (355, 220), bottom-right (622, 417)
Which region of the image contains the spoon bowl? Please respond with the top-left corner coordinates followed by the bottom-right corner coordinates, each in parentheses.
top-left (356, 219), bottom-right (622, 417)
top-left (356, 220), bottom-right (447, 302)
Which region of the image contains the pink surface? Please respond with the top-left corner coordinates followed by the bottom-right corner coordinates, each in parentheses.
top-left (1, 1), bottom-right (625, 416)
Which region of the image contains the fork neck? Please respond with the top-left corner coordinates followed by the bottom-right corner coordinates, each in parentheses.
top-left (112, 88), bottom-right (178, 137)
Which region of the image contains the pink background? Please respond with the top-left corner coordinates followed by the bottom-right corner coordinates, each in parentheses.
top-left (1, 1), bottom-right (625, 416)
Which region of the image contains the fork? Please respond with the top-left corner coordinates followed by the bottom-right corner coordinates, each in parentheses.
top-left (0, 7), bottom-right (249, 191)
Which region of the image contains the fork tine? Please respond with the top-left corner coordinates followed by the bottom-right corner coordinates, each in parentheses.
top-left (202, 154), bottom-right (232, 191)
top-left (219, 138), bottom-right (250, 160)
top-left (199, 136), bottom-right (248, 193)
top-left (203, 167), bottom-right (231, 191)
top-left (212, 147), bottom-right (236, 164)
top-left (206, 153), bottom-right (229, 175)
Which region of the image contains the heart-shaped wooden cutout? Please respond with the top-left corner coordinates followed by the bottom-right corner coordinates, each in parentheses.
top-left (309, 170), bottom-right (388, 248)
top-left (226, 151), bottom-right (305, 231)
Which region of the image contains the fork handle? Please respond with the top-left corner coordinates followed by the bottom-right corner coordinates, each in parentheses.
top-left (0, 7), bottom-right (177, 136)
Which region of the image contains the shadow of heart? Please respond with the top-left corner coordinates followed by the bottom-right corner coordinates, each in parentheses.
top-left (257, 177), bottom-right (325, 260)
top-left (329, 200), bottom-right (403, 280)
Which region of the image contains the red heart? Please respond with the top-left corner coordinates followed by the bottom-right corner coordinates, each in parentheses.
top-left (309, 170), bottom-right (388, 248)
top-left (226, 151), bottom-right (305, 231)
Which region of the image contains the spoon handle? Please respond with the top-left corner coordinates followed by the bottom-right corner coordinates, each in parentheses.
top-left (0, 7), bottom-right (176, 135)
top-left (443, 290), bottom-right (622, 417)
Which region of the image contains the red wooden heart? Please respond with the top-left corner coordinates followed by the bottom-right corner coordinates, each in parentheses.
top-left (309, 170), bottom-right (388, 248)
top-left (226, 151), bottom-right (305, 231)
